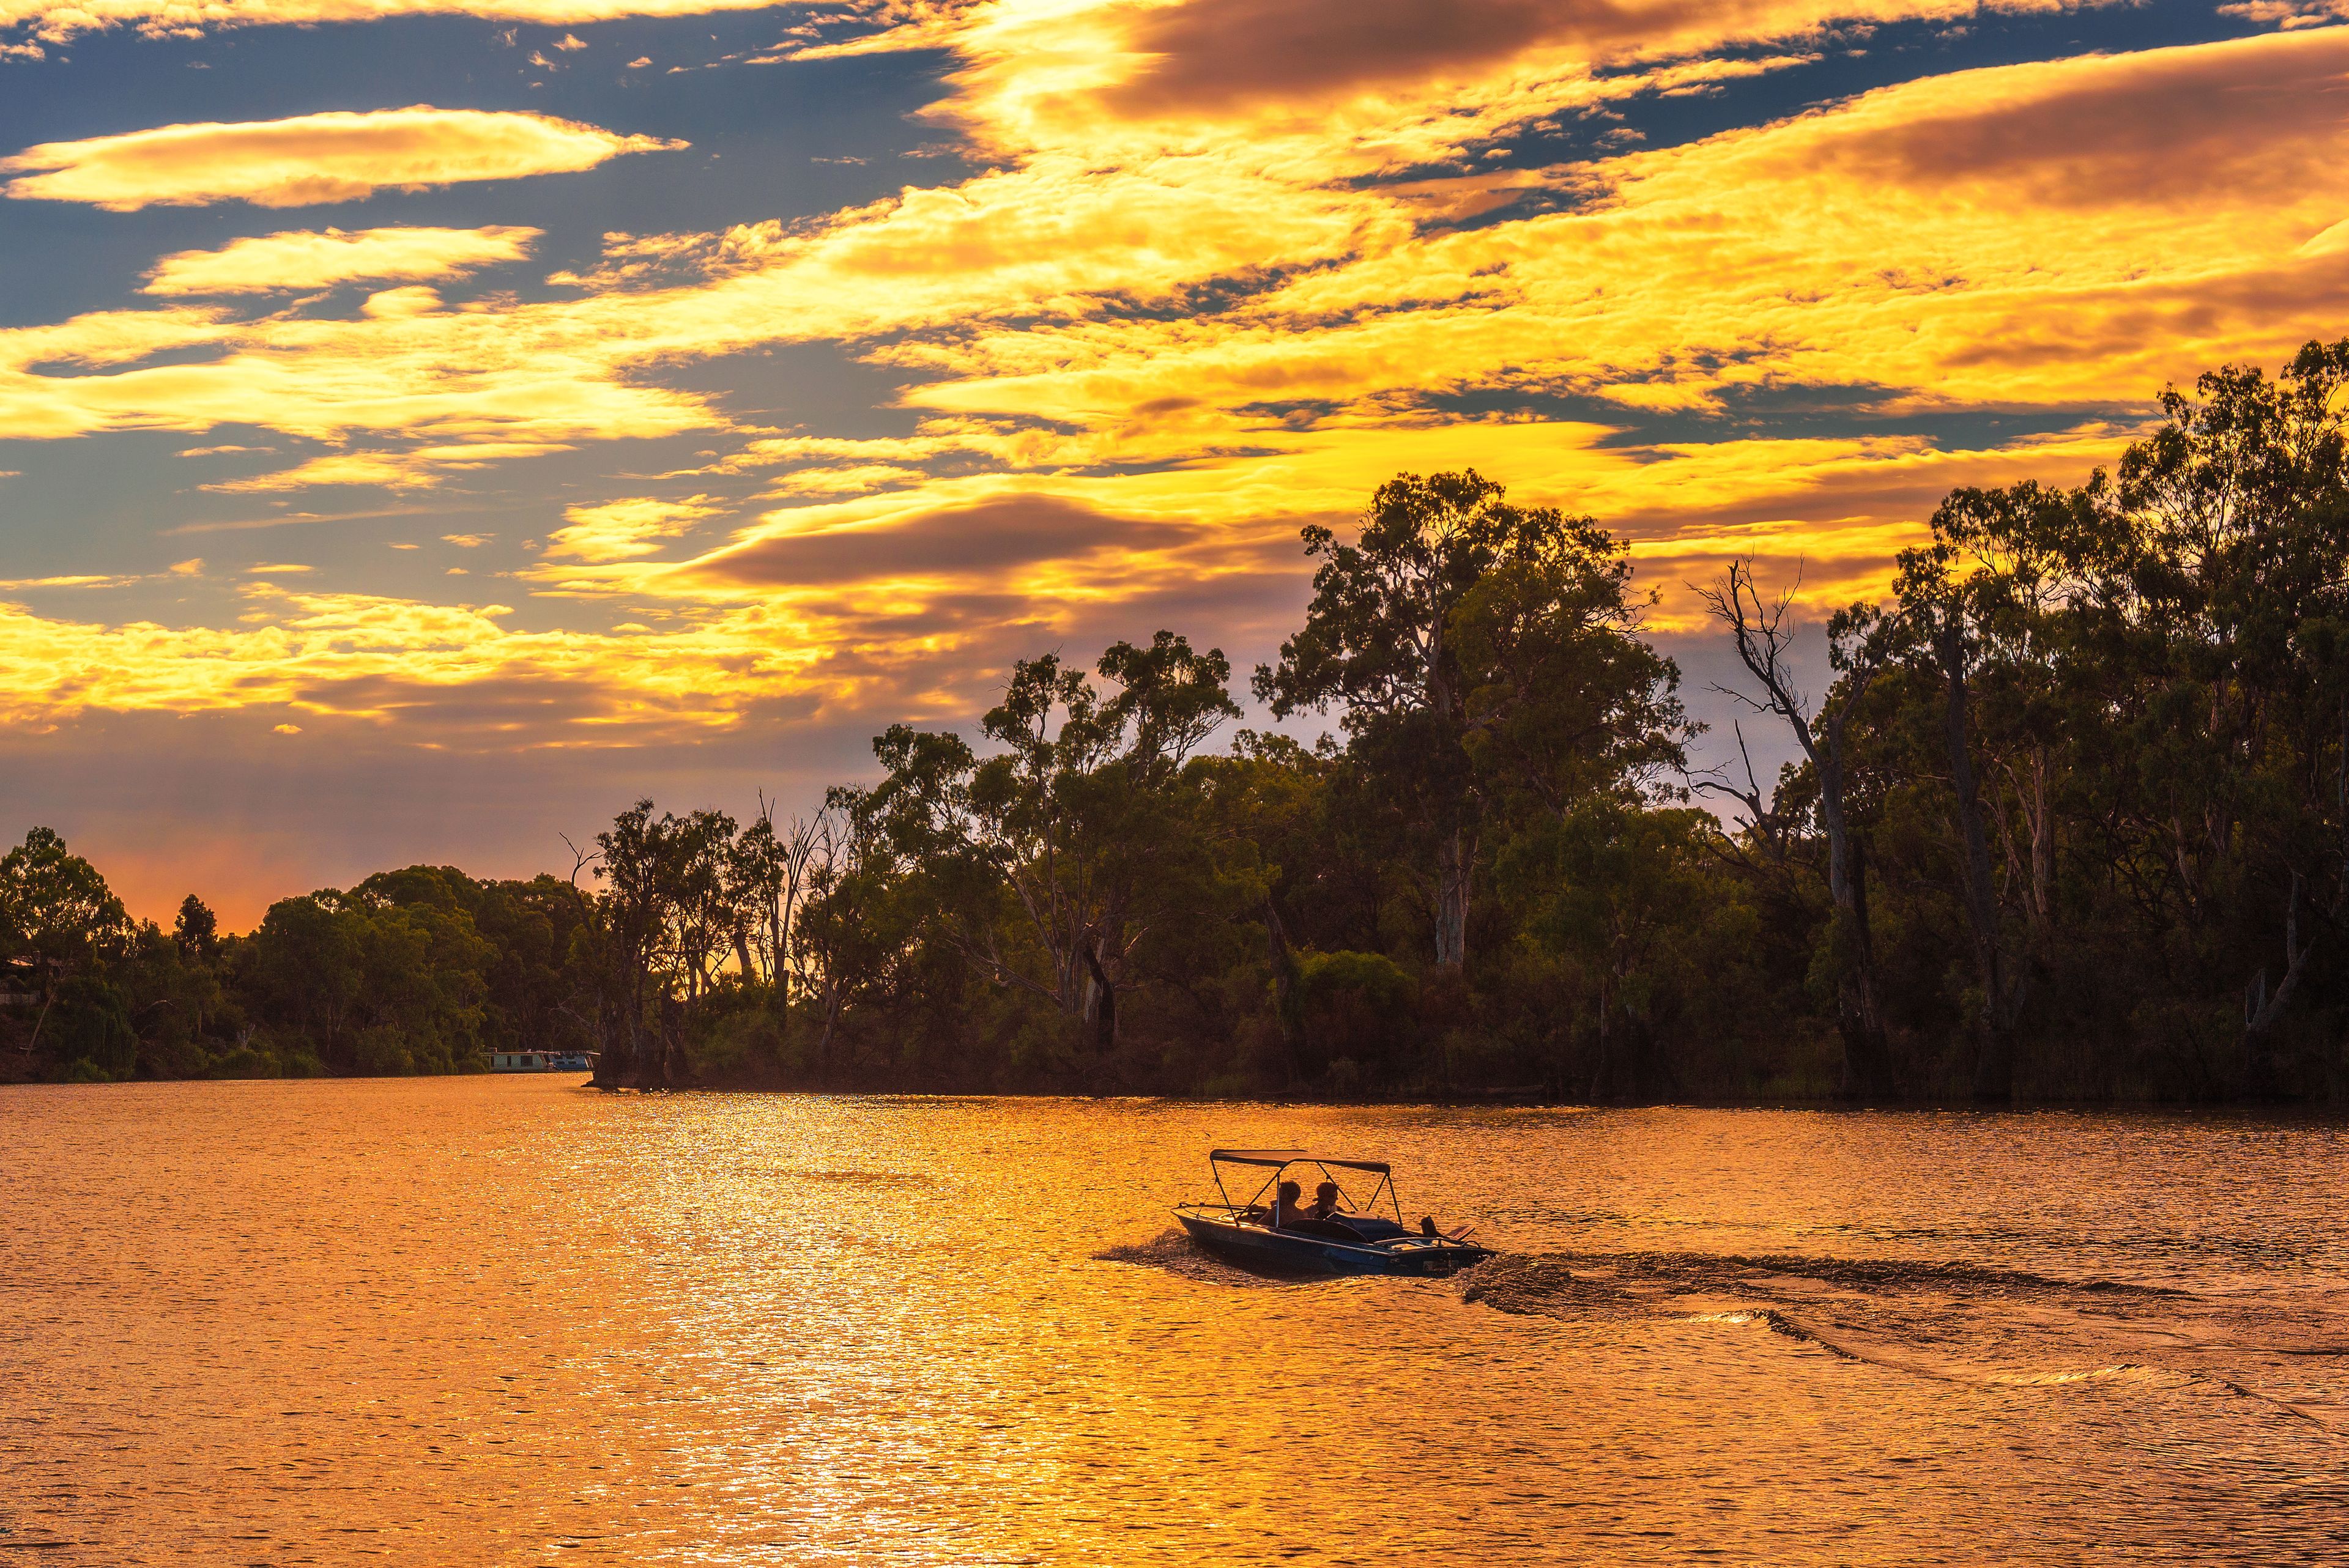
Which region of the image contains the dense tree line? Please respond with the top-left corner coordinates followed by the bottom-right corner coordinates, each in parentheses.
top-left (6, 344), bottom-right (2345, 1101)
top-left (0, 846), bottom-right (601, 1081)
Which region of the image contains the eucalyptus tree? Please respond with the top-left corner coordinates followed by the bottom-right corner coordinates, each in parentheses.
top-left (574, 800), bottom-right (697, 1085)
top-left (790, 786), bottom-right (910, 1079)
top-left (1450, 528), bottom-right (1695, 820)
top-left (726, 797), bottom-right (823, 991)
top-left (240, 882), bottom-right (491, 1074)
top-left (1880, 470), bottom-right (2125, 1097)
top-left (868, 631), bottom-right (1240, 1049)
top-left (173, 895), bottom-right (220, 962)
top-left (2096, 342), bottom-right (2349, 1089)
top-left (0, 827), bottom-right (132, 1004)
top-left (1258, 471), bottom-right (1680, 972)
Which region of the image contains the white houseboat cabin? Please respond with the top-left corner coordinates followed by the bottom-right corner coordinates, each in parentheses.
top-left (489, 1050), bottom-right (596, 1073)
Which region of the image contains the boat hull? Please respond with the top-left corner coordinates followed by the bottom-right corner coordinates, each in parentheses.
top-left (1175, 1208), bottom-right (1490, 1278)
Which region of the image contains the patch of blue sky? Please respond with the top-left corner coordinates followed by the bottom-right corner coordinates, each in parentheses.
top-left (649, 337), bottom-right (937, 442)
top-left (0, 15), bottom-right (968, 328)
top-left (1420, 383), bottom-right (2138, 452)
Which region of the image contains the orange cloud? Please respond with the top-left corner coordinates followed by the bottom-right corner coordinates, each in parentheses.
top-left (0, 591), bottom-right (817, 732)
top-left (144, 224), bottom-right (541, 295)
top-left (697, 494), bottom-right (1205, 588)
top-left (1095, 0), bottom-right (2006, 116)
top-left (2, 108), bottom-right (684, 210)
top-left (201, 451), bottom-right (445, 492)
top-left (875, 28), bottom-right (2349, 440)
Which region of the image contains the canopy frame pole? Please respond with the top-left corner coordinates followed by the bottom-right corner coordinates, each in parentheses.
top-left (1310, 1160), bottom-right (1365, 1218)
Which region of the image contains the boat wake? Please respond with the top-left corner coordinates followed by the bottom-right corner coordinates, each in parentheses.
top-left (1094, 1228), bottom-right (1302, 1288)
top-left (1464, 1249), bottom-right (2349, 1432)
top-left (1102, 1229), bottom-right (2348, 1429)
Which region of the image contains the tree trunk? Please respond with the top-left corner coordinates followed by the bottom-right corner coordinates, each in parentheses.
top-left (26, 988), bottom-right (55, 1057)
top-left (2243, 872), bottom-right (2323, 1098)
top-left (1081, 937), bottom-right (1117, 1052)
top-left (588, 974), bottom-right (633, 1089)
top-left (655, 993), bottom-right (685, 1088)
top-left (1263, 896), bottom-right (1304, 1083)
top-left (2028, 747), bottom-right (2054, 933)
top-left (1938, 623), bottom-right (2021, 1102)
top-left (1588, 982), bottom-right (1611, 1102)
top-left (1434, 828), bottom-right (1470, 969)
top-left (815, 982), bottom-right (843, 1085)
top-left (1819, 762), bottom-right (1890, 1099)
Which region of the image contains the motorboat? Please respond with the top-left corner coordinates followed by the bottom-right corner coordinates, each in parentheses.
top-left (1174, 1148), bottom-right (1493, 1276)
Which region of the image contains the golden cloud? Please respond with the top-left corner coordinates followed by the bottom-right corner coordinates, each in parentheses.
top-left (0, 418), bottom-right (2124, 753)
top-left (696, 494), bottom-right (1206, 588)
top-left (201, 451), bottom-right (443, 492)
top-left (543, 495), bottom-right (724, 562)
top-left (2, 108), bottom-right (683, 210)
top-left (8, 17), bottom-right (2349, 761)
top-left (9, 31), bottom-right (2343, 473)
top-left (0, 592), bottom-right (818, 732)
top-left (144, 224), bottom-right (541, 295)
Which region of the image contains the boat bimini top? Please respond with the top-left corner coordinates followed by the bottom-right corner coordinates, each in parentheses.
top-left (1205, 1148), bottom-right (1403, 1226)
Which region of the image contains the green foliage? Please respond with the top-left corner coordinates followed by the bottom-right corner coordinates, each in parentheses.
top-left (174, 895), bottom-right (218, 961)
top-left (1292, 949), bottom-right (1415, 1081)
top-left (237, 889), bottom-right (493, 1074)
top-left (1, 826), bottom-right (132, 983)
top-left (1256, 470), bottom-right (1691, 969)
top-left (50, 974), bottom-right (137, 1080)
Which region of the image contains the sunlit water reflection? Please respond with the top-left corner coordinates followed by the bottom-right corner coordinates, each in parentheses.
top-left (2, 1082), bottom-right (2343, 1564)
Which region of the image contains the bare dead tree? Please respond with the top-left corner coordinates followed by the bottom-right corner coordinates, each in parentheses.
top-left (1689, 718), bottom-right (1795, 871)
top-left (1696, 558), bottom-right (1898, 1098)
top-left (735, 792), bottom-right (826, 991)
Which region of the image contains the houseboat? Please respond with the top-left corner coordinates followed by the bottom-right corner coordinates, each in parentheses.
top-left (489, 1049), bottom-right (596, 1073)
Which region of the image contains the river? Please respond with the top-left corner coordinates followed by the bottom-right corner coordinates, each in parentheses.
top-left (2, 1081), bottom-right (2343, 1564)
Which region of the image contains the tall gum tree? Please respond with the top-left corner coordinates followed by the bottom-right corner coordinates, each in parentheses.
top-left (2101, 344), bottom-right (2349, 1090)
top-left (869, 632), bottom-right (1241, 1050)
top-left (1256, 472), bottom-right (1681, 972)
top-left (1890, 478), bottom-right (2099, 1100)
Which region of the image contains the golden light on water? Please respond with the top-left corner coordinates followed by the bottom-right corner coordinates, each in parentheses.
top-left (4, 1082), bottom-right (2343, 1561)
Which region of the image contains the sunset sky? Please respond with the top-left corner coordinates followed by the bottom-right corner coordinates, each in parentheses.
top-left (4, 0), bottom-right (2346, 925)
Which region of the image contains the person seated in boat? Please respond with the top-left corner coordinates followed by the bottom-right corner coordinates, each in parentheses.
top-left (1308, 1180), bottom-right (1345, 1221)
top-left (1268, 1180), bottom-right (1306, 1229)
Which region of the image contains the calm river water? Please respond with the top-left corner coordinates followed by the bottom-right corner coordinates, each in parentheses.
top-left (2, 1081), bottom-right (2345, 1565)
